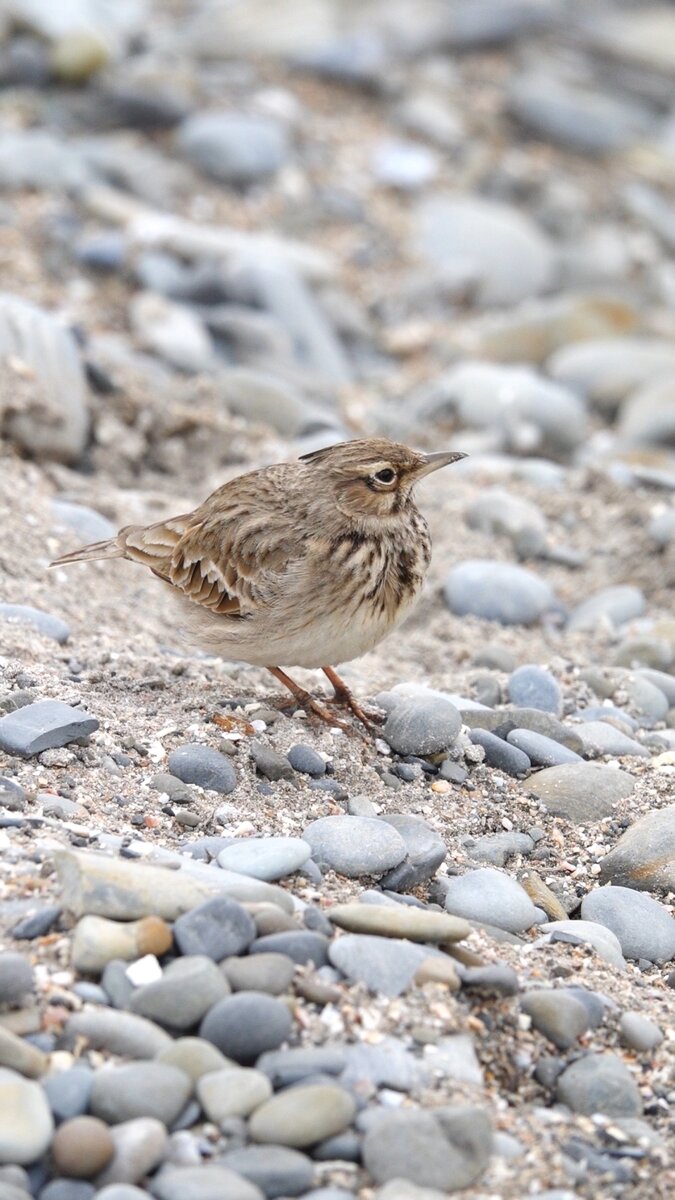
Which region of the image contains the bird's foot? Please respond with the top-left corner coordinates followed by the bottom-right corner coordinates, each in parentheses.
top-left (267, 666), bottom-right (355, 734)
top-left (321, 666), bottom-right (385, 732)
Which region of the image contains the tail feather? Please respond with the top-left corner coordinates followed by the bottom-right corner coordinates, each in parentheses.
top-left (50, 537), bottom-right (124, 567)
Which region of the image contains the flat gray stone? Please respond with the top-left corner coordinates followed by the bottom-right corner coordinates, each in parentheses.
top-left (567, 586), bottom-right (646, 632)
top-left (178, 111), bottom-right (288, 185)
top-left (520, 989), bottom-right (590, 1049)
top-left (64, 1010), bottom-right (172, 1059)
top-left (0, 605), bottom-right (70, 644)
top-left (574, 721), bottom-right (649, 759)
top-left (469, 729), bottom-right (531, 776)
top-left (0, 954), bottom-right (33, 1008)
top-left (379, 814), bottom-right (447, 891)
top-left (527, 763), bottom-right (635, 824)
top-left (581, 886), bottom-right (675, 963)
top-left (173, 896), bottom-right (256, 960)
top-left (199, 993), bottom-right (292, 1064)
top-left (168, 744), bottom-right (236, 794)
top-left (129, 956), bottom-right (229, 1030)
top-left (444, 560), bottom-right (555, 625)
top-left (94, 1117), bottom-right (168, 1187)
top-left (249, 1083), bottom-right (356, 1148)
top-left (303, 816), bottom-right (406, 878)
top-left (599, 805), bottom-right (675, 891)
top-left (216, 838), bottom-right (311, 882)
top-left (619, 1012), bottom-right (663, 1052)
top-left (89, 1062), bottom-right (192, 1126)
top-left (539, 920), bottom-right (626, 971)
top-left (363, 1105), bottom-right (492, 1191)
top-left (507, 729), bottom-right (581, 767)
top-left (329, 934), bottom-right (431, 997)
top-left (556, 1053), bottom-right (642, 1117)
top-left (442, 868), bottom-right (540, 934)
top-left (0, 700), bottom-right (98, 757)
top-left (383, 697), bottom-right (461, 757)
top-left (197, 1067), bottom-right (272, 1122)
top-left (149, 1164), bottom-right (263, 1200)
top-left (508, 666), bottom-right (561, 714)
top-left (221, 1145), bottom-right (313, 1198)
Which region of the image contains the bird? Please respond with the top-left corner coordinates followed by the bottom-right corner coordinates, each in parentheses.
top-left (50, 438), bottom-right (466, 730)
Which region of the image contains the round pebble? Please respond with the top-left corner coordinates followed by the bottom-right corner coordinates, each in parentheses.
top-left (303, 816), bottom-right (406, 878)
top-left (0, 1068), bottom-right (53, 1165)
top-left (168, 744), bottom-right (236, 794)
top-left (222, 1145), bottom-right (313, 1199)
top-left (527, 763), bottom-right (635, 824)
top-left (618, 1012), bottom-right (663, 1052)
top-left (129, 956), bottom-right (229, 1030)
top-left (507, 665), bottom-right (562, 714)
top-left (444, 560), bottom-right (555, 625)
top-left (216, 838), bottom-right (311, 882)
top-left (173, 896), bottom-right (256, 961)
top-left (441, 868), bottom-right (540, 934)
top-left (581, 885), bottom-right (675, 963)
top-left (362, 1105), bottom-right (492, 1190)
top-left (506, 729), bottom-right (581, 767)
top-left (51, 1116), bottom-right (114, 1178)
top-left (555, 1053), bottom-right (642, 1117)
top-left (383, 696), bottom-right (461, 756)
top-left (249, 1083), bottom-right (356, 1148)
top-left (599, 804), bottom-right (675, 891)
top-left (287, 745), bottom-right (326, 776)
top-left (197, 1067), bottom-right (272, 1122)
top-left (520, 990), bottom-right (590, 1049)
top-left (94, 1117), bottom-right (168, 1187)
top-left (222, 953), bottom-right (295, 995)
top-left (199, 993), bottom-right (293, 1063)
top-left (89, 1063), bottom-right (192, 1126)
top-left (469, 729), bottom-right (531, 776)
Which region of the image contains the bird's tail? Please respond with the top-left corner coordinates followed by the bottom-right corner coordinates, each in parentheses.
top-left (49, 537), bottom-right (124, 567)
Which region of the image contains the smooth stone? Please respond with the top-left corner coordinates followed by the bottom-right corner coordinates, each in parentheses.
top-left (199, 993), bottom-right (292, 1063)
top-left (72, 915), bottom-right (173, 975)
top-left (287, 745), bottom-right (326, 777)
top-left (422, 1035), bottom-right (483, 1087)
top-left (173, 896), bottom-right (256, 960)
top-left (539, 921), bottom-right (626, 971)
top-left (222, 953), bottom-right (294, 995)
top-left (0, 606), bottom-right (70, 645)
top-left (0, 955), bottom-right (33, 1008)
top-left (216, 838), bottom-right (311, 882)
top-left (444, 561), bottom-right (555, 625)
top-left (249, 1084), bottom-right (356, 1148)
top-left (327, 904), bottom-right (469, 944)
top-left (94, 1118), bottom-right (168, 1187)
top-left (574, 705), bottom-right (639, 731)
top-left (636, 669), bottom-right (675, 705)
top-left (574, 722), bottom-right (648, 759)
top-left (520, 990), bottom-right (590, 1050)
top-left (379, 814), bottom-right (447, 890)
top-left (383, 697), bottom-right (461, 757)
top-left (462, 832), bottom-right (534, 868)
top-left (221, 1145), bottom-right (313, 1199)
top-left (0, 1027), bottom-right (47, 1078)
top-left (442, 868), bottom-right (540, 934)
top-left (256, 1048), bottom-right (347, 1089)
top-left (414, 195), bottom-right (555, 305)
top-left (567, 586), bottom-right (646, 632)
top-left (38, 1184), bottom-right (94, 1200)
top-left (43, 1066), bottom-right (94, 1121)
top-left (178, 112), bottom-right (288, 185)
top-left (581, 886), bottom-right (675, 964)
top-left (599, 805), bottom-right (675, 890)
top-left (465, 489), bottom-right (547, 553)
top-left (527, 763), bottom-right (635, 824)
top-left (101, 960), bottom-right (135, 1010)
top-left (52, 1116), bottom-right (114, 1178)
top-left (0, 701), bottom-right (98, 758)
top-left (51, 499), bottom-right (116, 543)
top-left (619, 375), bottom-right (675, 447)
top-left (547, 337), bottom-right (675, 411)
top-left (618, 1013), bottom-right (663, 1053)
top-left (0, 1068), bottom-right (53, 1165)
top-left (149, 1164), bottom-right (263, 1200)
top-left (343, 1038), bottom-right (424, 1092)
top-left (362, 1105), bottom-right (492, 1190)
top-left (216, 369), bottom-right (310, 438)
top-left (129, 292), bottom-right (213, 373)
top-left (649, 510), bottom-right (675, 548)
top-left (64, 1011), bottom-right (171, 1059)
top-left (249, 931), bottom-right (328, 968)
top-left (197, 1067), bottom-right (272, 1123)
top-left (129, 956), bottom-right (229, 1030)
top-left (507, 729), bottom-right (581, 767)
top-left (168, 744), bottom-right (236, 795)
top-left (96, 1190), bottom-right (149, 1200)
top-left (462, 707), bottom-right (582, 751)
top-left (556, 1054), bottom-right (642, 1118)
top-left (303, 816), bottom-right (406, 878)
top-left (155, 1038), bottom-right (231, 1084)
top-left (508, 666), bottom-right (561, 715)
top-left (469, 729), bottom-right (531, 776)
top-left (328, 935), bottom-right (433, 997)
top-left (250, 743), bottom-right (295, 784)
top-left (376, 1184), bottom-right (448, 1200)
top-left (89, 1063), bottom-right (191, 1126)
top-left (509, 73), bottom-right (652, 154)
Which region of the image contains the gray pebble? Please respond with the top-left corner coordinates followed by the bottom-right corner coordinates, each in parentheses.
top-left (469, 729), bottom-right (531, 776)
top-left (442, 868), bottom-right (540, 934)
top-left (90, 1062), bottom-right (191, 1126)
top-left (199, 992), bottom-right (292, 1063)
top-left (43, 1065), bottom-right (94, 1121)
top-left (216, 838), bottom-right (311, 882)
top-left (619, 1012), bottom-right (663, 1052)
top-left (250, 930), bottom-right (328, 967)
top-left (51, 499), bottom-right (116, 543)
top-left (567, 586), bottom-right (645, 632)
top-left (506, 729), bottom-right (581, 767)
top-left (178, 111), bottom-right (288, 185)
top-left (379, 813), bottom-right (447, 891)
top-left (250, 742), bottom-right (295, 783)
top-left (520, 989), bottom-right (590, 1049)
top-left (0, 1069), bottom-right (54, 1164)
top-left (257, 1047), bottom-right (346, 1089)
top-left (0, 605), bottom-right (70, 645)
top-left (168, 744), bottom-right (236, 794)
top-left (539, 921), bottom-right (626, 971)
top-left (599, 804), bottom-right (675, 891)
top-left (64, 1011), bottom-right (171, 1059)
top-left (248, 1083), bottom-right (356, 1148)
top-left (129, 956), bottom-right (229, 1030)
top-left (221, 1146), bottom-right (313, 1198)
top-left (508, 665), bottom-right (561, 715)
top-left (444, 560), bottom-right (555, 625)
top-left (574, 721), bottom-right (648, 759)
top-left (221, 953), bottom-right (295, 996)
top-left (556, 1053), bottom-right (642, 1117)
top-left (438, 759), bottom-right (468, 783)
top-left (329, 933), bottom-right (433, 997)
top-left (581, 886), bottom-right (675, 963)
top-left (287, 744), bottom-right (326, 776)
top-left (362, 1105), bottom-right (492, 1191)
top-left (0, 700), bottom-right (98, 758)
top-left (149, 1163), bottom-right (263, 1200)
top-left (303, 816), bottom-right (406, 878)
top-left (173, 896), bottom-right (256, 961)
top-left (463, 832), bottom-right (534, 867)
top-left (39, 1183), bottom-right (94, 1200)
top-left (383, 696), bottom-right (461, 757)
top-left (459, 964), bottom-right (520, 995)
top-left (0, 954), bottom-right (34, 1007)
top-left (528, 763), bottom-right (635, 824)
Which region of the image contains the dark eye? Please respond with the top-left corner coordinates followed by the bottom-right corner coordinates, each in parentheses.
top-left (374, 468), bottom-right (396, 484)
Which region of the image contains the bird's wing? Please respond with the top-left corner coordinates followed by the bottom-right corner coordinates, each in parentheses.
top-left (121, 476), bottom-right (305, 617)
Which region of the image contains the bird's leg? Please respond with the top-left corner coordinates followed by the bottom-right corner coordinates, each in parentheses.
top-left (321, 666), bottom-right (385, 729)
top-left (267, 666), bottom-right (351, 731)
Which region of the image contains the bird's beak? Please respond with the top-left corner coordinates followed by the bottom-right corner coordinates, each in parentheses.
top-left (418, 450), bottom-right (468, 477)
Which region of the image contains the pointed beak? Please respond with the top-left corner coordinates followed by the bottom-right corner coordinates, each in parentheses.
top-left (418, 450), bottom-right (468, 478)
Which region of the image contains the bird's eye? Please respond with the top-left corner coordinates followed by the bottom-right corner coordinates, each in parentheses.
top-left (374, 468), bottom-right (396, 484)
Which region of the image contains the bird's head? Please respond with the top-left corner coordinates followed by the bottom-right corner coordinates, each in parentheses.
top-left (299, 438), bottom-right (467, 520)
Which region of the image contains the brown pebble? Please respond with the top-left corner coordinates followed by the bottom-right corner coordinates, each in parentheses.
top-left (519, 870), bottom-right (567, 921)
top-left (52, 1116), bottom-right (115, 1178)
top-left (249, 904), bottom-right (297, 936)
top-left (414, 956), bottom-right (461, 990)
top-left (294, 974), bottom-right (342, 1006)
top-left (136, 916), bottom-right (173, 958)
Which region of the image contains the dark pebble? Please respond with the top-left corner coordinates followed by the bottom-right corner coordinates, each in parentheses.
top-left (173, 896), bottom-right (256, 961)
top-left (199, 992), bottom-right (293, 1063)
top-left (250, 931), bottom-right (329, 967)
top-left (287, 745), bottom-right (326, 776)
top-left (10, 905), bottom-right (61, 939)
top-left (469, 728), bottom-right (531, 776)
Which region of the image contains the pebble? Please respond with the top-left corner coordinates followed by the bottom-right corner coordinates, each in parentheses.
top-left (618, 1012), bottom-right (663, 1053)
top-left (129, 292), bottom-right (213, 373)
top-left (329, 934), bottom-right (436, 997)
top-left (149, 1163), bottom-right (263, 1200)
top-left (39, 1184), bottom-right (94, 1200)
top-left (94, 1117), bottom-right (168, 1187)
top-left (599, 804), bottom-right (675, 890)
top-left (256, 1048), bottom-right (346, 1089)
top-left (52, 1116), bottom-right (114, 1177)
top-left (373, 139), bottom-right (439, 190)
top-left (465, 489), bottom-right (547, 555)
top-left (0, 605), bottom-right (70, 645)
top-left (89, 1062), bottom-right (192, 1126)
top-left (250, 743), bottom-right (295, 783)
top-left (249, 1083), bottom-right (356, 1148)
top-left (0, 701), bottom-right (98, 757)
top-left (178, 111), bottom-right (289, 185)
top-left (509, 73), bottom-right (653, 154)
top-left (303, 816), bottom-right (406, 878)
top-left (378, 814), bottom-right (447, 891)
top-left (129, 956), bottom-right (229, 1030)
top-left (469, 729), bottom-right (531, 776)
top-left (462, 831), bottom-right (534, 867)
top-left (506, 729), bottom-right (581, 768)
top-left (556, 1053), bottom-right (642, 1118)
top-left (156, 1038), bottom-right (230, 1084)
top-left (216, 838), bottom-right (311, 882)
top-left (539, 921), bottom-right (626, 971)
top-left (567, 586), bottom-right (646, 633)
top-left (173, 896), bottom-right (256, 960)
top-left (444, 561), bottom-right (555, 625)
top-left (71, 914), bottom-right (173, 975)
top-left (327, 903), bottom-right (468, 944)
top-left (0, 1027), bottom-right (47, 1078)
top-left (527, 763), bottom-right (636, 824)
top-left (581, 886), bottom-right (675, 964)
top-left (249, 930), bottom-right (328, 967)
top-left (507, 666), bottom-right (561, 715)
top-left (520, 990), bottom-right (590, 1050)
top-left (547, 336), bottom-right (675, 411)
top-left (573, 721), bottom-right (648, 759)
top-left (222, 1146), bottom-right (313, 1198)
top-left (0, 1068), bottom-right (53, 1165)
top-left (0, 955), bottom-right (33, 1007)
top-left (441, 868), bottom-right (540, 934)
top-left (197, 1067), bottom-right (272, 1123)
top-left (43, 1066), bottom-right (94, 1121)
top-left (363, 1105), bottom-right (492, 1191)
top-left (199, 992), bottom-right (293, 1063)
top-left (222, 953), bottom-right (295, 995)
top-left (287, 745), bottom-right (326, 777)
top-left (64, 1010), bottom-right (171, 1059)
top-left (383, 696), bottom-right (461, 757)
top-left (51, 499), bottom-right (116, 543)
top-left (168, 744), bottom-right (236, 795)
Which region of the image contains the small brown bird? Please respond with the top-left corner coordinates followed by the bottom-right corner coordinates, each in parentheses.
top-left (51, 439), bottom-right (466, 729)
